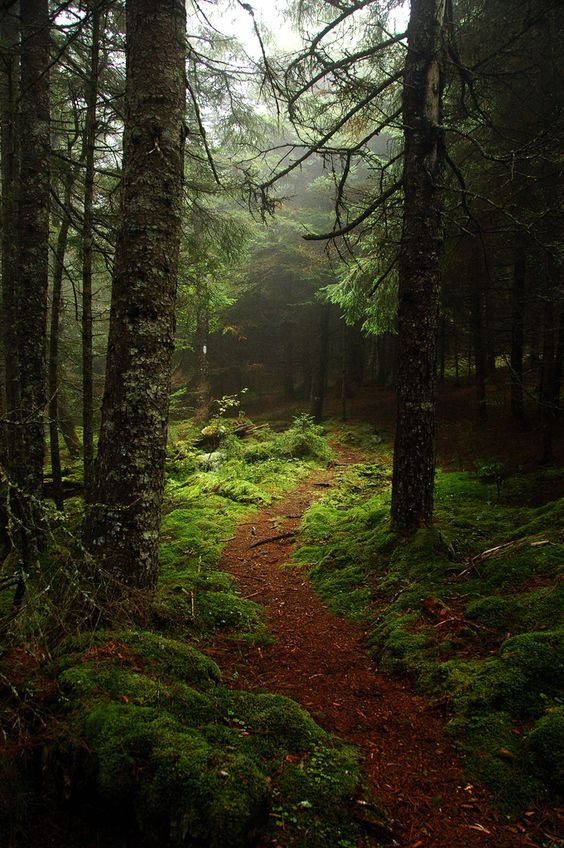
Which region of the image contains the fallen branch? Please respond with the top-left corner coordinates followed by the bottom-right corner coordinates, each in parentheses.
top-left (248, 531), bottom-right (296, 549)
top-left (458, 538), bottom-right (551, 578)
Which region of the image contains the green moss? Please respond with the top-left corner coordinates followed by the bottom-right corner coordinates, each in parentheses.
top-left (52, 653), bottom-right (366, 848)
top-left (445, 712), bottom-right (544, 812)
top-left (526, 709), bottom-right (564, 793)
top-left (123, 631), bottom-right (222, 684)
top-left (438, 631), bottom-right (563, 717)
top-left (80, 702), bottom-right (270, 847)
top-left (466, 585), bottom-right (564, 632)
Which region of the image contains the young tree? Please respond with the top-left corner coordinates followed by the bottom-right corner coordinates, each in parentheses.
top-left (85, 0), bottom-right (186, 599)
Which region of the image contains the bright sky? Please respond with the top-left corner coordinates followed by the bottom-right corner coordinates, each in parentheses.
top-left (200, 0), bottom-right (410, 57)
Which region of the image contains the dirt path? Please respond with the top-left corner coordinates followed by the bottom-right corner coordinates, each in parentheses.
top-left (207, 451), bottom-right (544, 848)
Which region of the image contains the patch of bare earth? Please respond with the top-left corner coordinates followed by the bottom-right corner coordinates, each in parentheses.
top-left (206, 450), bottom-right (557, 848)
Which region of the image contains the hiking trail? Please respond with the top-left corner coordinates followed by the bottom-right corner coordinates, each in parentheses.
top-left (206, 448), bottom-right (545, 848)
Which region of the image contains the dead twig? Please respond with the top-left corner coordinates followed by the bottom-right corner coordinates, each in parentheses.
top-left (248, 531), bottom-right (296, 549)
top-left (457, 538), bottom-right (551, 578)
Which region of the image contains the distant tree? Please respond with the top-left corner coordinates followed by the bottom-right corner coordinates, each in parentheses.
top-left (85, 0), bottom-right (186, 602)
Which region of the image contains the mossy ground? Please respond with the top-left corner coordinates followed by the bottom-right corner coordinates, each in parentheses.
top-left (294, 448), bottom-right (564, 814)
top-left (1, 417), bottom-right (373, 847)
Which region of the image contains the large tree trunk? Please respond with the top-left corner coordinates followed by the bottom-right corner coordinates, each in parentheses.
top-left (1, 2), bottom-right (20, 475)
top-left (85, 0), bottom-right (186, 598)
top-left (12, 0), bottom-right (50, 601)
top-left (391, 0), bottom-right (446, 534)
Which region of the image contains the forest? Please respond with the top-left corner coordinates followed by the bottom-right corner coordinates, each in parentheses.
top-left (0, 0), bottom-right (562, 846)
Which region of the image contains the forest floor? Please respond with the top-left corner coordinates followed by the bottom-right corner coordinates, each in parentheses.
top-left (206, 441), bottom-right (560, 848)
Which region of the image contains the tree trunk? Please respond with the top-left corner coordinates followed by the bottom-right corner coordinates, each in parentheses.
top-left (194, 296), bottom-right (210, 414)
top-left (438, 312), bottom-right (446, 384)
top-left (510, 236), bottom-right (526, 425)
top-left (1, 2), bottom-right (20, 475)
top-left (470, 247), bottom-right (487, 421)
top-left (85, 0), bottom-right (186, 598)
top-left (283, 335), bottom-right (295, 401)
top-left (82, 2), bottom-right (101, 497)
top-left (301, 318), bottom-right (312, 399)
top-left (309, 303), bottom-right (330, 422)
top-left (59, 390), bottom-right (81, 459)
top-left (13, 0), bottom-right (50, 592)
top-left (554, 306), bottom-right (563, 417)
top-left (539, 256), bottom-right (559, 465)
top-left (391, 0), bottom-right (446, 534)
top-left (48, 163), bottom-right (76, 512)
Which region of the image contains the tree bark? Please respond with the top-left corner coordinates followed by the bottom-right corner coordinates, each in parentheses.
top-left (539, 255), bottom-right (559, 465)
top-left (85, 0), bottom-right (186, 597)
top-left (13, 0), bottom-right (50, 593)
top-left (82, 2), bottom-right (101, 497)
top-left (194, 293), bottom-right (210, 414)
top-left (470, 245), bottom-right (487, 421)
top-left (1, 2), bottom-right (20, 475)
top-left (391, 0), bottom-right (446, 534)
top-left (309, 303), bottom-right (330, 422)
top-left (49, 164), bottom-right (75, 512)
top-left (510, 236), bottom-right (526, 425)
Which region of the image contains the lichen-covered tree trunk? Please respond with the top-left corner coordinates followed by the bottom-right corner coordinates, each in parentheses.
top-left (85, 0), bottom-right (186, 596)
top-left (390, 0), bottom-right (446, 534)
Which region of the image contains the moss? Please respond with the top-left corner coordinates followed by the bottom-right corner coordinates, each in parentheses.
top-left (48, 619), bottom-right (367, 848)
top-left (438, 631), bottom-right (563, 717)
top-left (526, 709), bottom-right (564, 793)
top-left (80, 702), bottom-right (270, 847)
top-left (54, 630), bottom-right (221, 687)
top-left (200, 475), bottom-right (273, 505)
top-left (229, 691), bottom-right (327, 754)
top-left (122, 631), bottom-right (222, 685)
top-left (445, 713), bottom-right (544, 812)
top-left (466, 585), bottom-right (564, 632)
top-left (54, 667), bottom-right (366, 847)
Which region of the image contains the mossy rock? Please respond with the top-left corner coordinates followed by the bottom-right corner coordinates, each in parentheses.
top-left (466, 585), bottom-right (564, 632)
top-left (54, 631), bottom-right (221, 688)
top-left (526, 708), bottom-right (564, 793)
top-left (119, 631), bottom-right (222, 685)
top-left (439, 629), bottom-right (564, 717)
top-left (80, 703), bottom-right (270, 847)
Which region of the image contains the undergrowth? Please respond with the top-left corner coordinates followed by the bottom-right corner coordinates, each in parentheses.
top-left (1, 416), bottom-right (379, 847)
top-left (295, 455), bottom-right (564, 814)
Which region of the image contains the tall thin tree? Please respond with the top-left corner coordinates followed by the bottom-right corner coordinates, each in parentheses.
top-left (390, 0), bottom-right (447, 533)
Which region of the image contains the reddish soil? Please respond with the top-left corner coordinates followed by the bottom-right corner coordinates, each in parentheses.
top-left (207, 448), bottom-right (561, 848)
